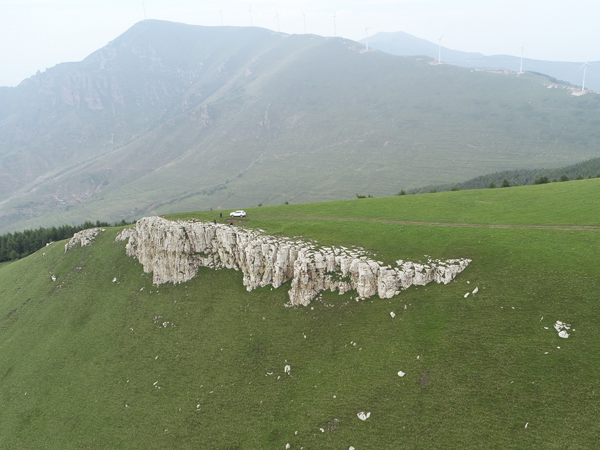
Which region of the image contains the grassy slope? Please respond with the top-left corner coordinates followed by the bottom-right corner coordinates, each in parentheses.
top-left (0, 181), bottom-right (599, 449)
top-left (412, 156), bottom-right (600, 194)
top-left (171, 177), bottom-right (600, 227)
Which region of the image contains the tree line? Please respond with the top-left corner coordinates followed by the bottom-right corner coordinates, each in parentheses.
top-left (0, 219), bottom-right (131, 263)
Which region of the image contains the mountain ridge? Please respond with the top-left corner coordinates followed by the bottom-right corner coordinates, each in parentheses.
top-left (1, 20), bottom-right (600, 233)
top-left (365, 31), bottom-right (600, 90)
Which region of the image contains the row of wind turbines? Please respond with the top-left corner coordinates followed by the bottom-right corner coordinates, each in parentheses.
top-left (141, 2), bottom-right (593, 92)
top-left (436, 33), bottom-right (591, 92)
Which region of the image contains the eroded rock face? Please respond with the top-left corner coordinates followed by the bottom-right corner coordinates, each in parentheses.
top-left (116, 216), bottom-right (471, 306)
top-left (65, 228), bottom-right (105, 252)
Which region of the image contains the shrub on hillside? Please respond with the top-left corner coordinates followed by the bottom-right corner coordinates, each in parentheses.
top-left (533, 175), bottom-right (549, 185)
top-left (488, 181), bottom-right (496, 188)
top-left (560, 174), bottom-right (569, 182)
top-left (576, 173), bottom-right (584, 180)
top-left (501, 178), bottom-right (511, 188)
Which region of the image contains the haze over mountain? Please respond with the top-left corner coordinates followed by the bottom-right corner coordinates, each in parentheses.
top-left (1, 20), bottom-right (600, 233)
top-left (364, 31), bottom-right (600, 91)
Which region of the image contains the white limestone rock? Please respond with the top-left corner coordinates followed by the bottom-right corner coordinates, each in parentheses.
top-left (554, 320), bottom-right (572, 339)
top-left (357, 411), bottom-right (371, 421)
top-left (116, 217), bottom-right (472, 306)
top-left (65, 228), bottom-right (104, 252)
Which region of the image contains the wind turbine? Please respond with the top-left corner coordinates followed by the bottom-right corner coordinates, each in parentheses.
top-left (274, 8), bottom-right (280, 32)
top-left (142, 0), bottom-right (146, 20)
top-left (301, 11), bottom-right (306, 34)
top-left (438, 32), bottom-right (446, 64)
top-left (581, 62), bottom-right (589, 92)
top-left (519, 45), bottom-right (524, 73)
top-left (249, 4), bottom-right (253, 27)
top-left (365, 27), bottom-right (370, 51)
top-left (333, 9), bottom-right (337, 37)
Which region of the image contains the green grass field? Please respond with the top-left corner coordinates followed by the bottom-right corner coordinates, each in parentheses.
top-left (0, 180), bottom-right (598, 448)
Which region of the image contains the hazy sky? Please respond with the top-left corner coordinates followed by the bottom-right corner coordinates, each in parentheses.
top-left (2, 0), bottom-right (599, 87)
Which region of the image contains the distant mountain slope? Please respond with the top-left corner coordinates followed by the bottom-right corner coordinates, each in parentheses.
top-left (365, 31), bottom-right (600, 91)
top-left (1, 20), bottom-right (600, 232)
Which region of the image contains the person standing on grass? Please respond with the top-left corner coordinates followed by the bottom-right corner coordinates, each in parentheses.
top-left (229, 219), bottom-right (233, 226)
top-left (214, 219), bottom-right (217, 224)
top-left (220, 212), bottom-right (222, 218)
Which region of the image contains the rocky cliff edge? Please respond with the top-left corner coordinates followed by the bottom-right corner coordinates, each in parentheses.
top-left (116, 216), bottom-right (471, 306)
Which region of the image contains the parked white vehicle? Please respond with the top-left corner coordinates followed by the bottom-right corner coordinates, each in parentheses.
top-left (229, 210), bottom-right (247, 217)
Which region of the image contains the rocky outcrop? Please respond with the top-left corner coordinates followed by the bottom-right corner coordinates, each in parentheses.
top-left (65, 228), bottom-right (105, 252)
top-left (116, 217), bottom-right (471, 306)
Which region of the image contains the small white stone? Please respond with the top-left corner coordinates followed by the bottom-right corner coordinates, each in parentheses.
top-left (113, 277), bottom-right (117, 282)
top-left (398, 371), bottom-right (405, 377)
top-left (558, 330), bottom-right (569, 339)
top-left (286, 444), bottom-right (290, 449)
top-left (525, 422), bottom-right (528, 429)
top-left (390, 312), bottom-right (396, 318)
top-left (357, 411), bottom-right (371, 421)
top-left (464, 292), bottom-right (469, 298)
top-left (472, 287), bottom-right (478, 294)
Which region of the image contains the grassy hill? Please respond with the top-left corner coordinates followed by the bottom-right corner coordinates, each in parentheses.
top-left (408, 155), bottom-right (600, 194)
top-left (1, 179), bottom-right (599, 448)
top-left (2, 20), bottom-right (600, 233)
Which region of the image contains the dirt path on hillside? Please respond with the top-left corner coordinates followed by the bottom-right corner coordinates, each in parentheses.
top-left (279, 217), bottom-right (600, 231)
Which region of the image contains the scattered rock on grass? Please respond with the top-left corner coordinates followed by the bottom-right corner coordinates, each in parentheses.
top-left (357, 412), bottom-right (371, 421)
top-left (554, 320), bottom-right (571, 338)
